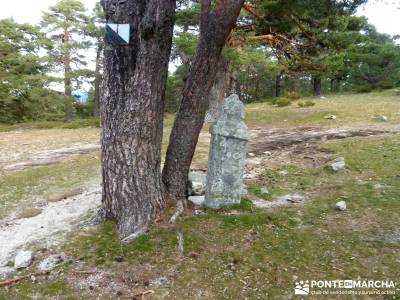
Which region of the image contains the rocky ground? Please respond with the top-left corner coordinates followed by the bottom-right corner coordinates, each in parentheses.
top-left (0, 91), bottom-right (399, 298)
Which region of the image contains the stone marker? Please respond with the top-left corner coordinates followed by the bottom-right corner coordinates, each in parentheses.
top-left (204, 94), bottom-right (249, 208)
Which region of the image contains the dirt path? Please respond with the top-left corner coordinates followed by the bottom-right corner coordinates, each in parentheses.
top-left (0, 183), bottom-right (101, 270)
top-left (3, 143), bottom-right (99, 171)
top-left (0, 128), bottom-right (99, 171)
top-left (247, 126), bottom-right (395, 154)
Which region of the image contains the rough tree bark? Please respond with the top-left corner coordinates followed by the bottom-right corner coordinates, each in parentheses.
top-left (93, 44), bottom-right (103, 117)
top-left (101, 0), bottom-right (175, 239)
top-left (313, 76), bottom-right (322, 96)
top-left (205, 57), bottom-right (228, 123)
top-left (162, 0), bottom-right (244, 200)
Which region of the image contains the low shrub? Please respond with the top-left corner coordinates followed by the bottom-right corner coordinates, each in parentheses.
top-left (284, 91), bottom-right (301, 100)
top-left (298, 100), bottom-right (316, 108)
top-left (275, 98), bottom-right (292, 107)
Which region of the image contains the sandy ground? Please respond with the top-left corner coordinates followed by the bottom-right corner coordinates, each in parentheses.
top-left (0, 182), bottom-right (101, 271)
top-left (0, 128), bottom-right (99, 170)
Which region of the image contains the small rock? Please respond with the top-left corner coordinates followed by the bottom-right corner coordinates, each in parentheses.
top-left (38, 253), bottom-right (66, 271)
top-left (188, 196), bottom-right (205, 206)
top-left (375, 114), bottom-right (388, 122)
top-left (324, 115), bottom-right (337, 120)
top-left (14, 251), bottom-right (33, 269)
top-left (248, 153), bottom-right (256, 157)
top-left (320, 96), bottom-right (327, 99)
top-left (263, 151), bottom-right (272, 156)
top-left (260, 187), bottom-right (269, 194)
top-left (278, 170), bottom-right (288, 176)
top-left (114, 255), bottom-right (124, 263)
top-left (335, 201), bottom-right (347, 211)
top-left (187, 171), bottom-right (207, 196)
top-left (330, 157), bottom-right (345, 172)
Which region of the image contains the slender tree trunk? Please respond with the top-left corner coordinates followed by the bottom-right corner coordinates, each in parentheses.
top-left (330, 78), bottom-right (335, 93)
top-left (313, 76), bottom-right (322, 96)
top-left (63, 25), bottom-right (73, 122)
top-left (162, 0), bottom-right (244, 201)
top-left (93, 43), bottom-right (103, 117)
top-left (275, 72), bottom-right (282, 97)
top-left (101, 0), bottom-right (175, 239)
top-left (205, 57), bottom-right (228, 123)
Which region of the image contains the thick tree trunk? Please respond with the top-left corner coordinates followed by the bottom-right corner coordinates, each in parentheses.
top-left (162, 0), bottom-right (244, 200)
top-left (275, 72), bottom-right (282, 97)
top-left (313, 76), bottom-right (322, 96)
top-left (93, 44), bottom-right (103, 117)
top-left (205, 57), bottom-right (228, 123)
top-left (101, 0), bottom-right (175, 239)
top-left (330, 78), bottom-right (335, 93)
top-left (63, 26), bottom-right (73, 122)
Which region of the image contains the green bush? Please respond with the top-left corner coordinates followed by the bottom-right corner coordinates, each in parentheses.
top-left (298, 100), bottom-right (316, 108)
top-left (284, 91), bottom-right (301, 100)
top-left (275, 98), bottom-right (292, 107)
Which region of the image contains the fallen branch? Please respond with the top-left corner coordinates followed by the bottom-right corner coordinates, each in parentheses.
top-left (70, 270), bottom-right (98, 275)
top-left (0, 271), bottom-right (50, 287)
top-left (124, 289), bottom-right (155, 299)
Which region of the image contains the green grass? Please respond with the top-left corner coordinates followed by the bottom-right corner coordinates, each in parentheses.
top-left (0, 154), bottom-right (100, 218)
top-left (0, 118), bottom-right (100, 132)
top-left (3, 134), bottom-right (399, 299)
top-left (246, 89), bottom-right (400, 127)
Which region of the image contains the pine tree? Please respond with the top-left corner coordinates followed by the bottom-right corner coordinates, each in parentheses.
top-left (0, 19), bottom-right (60, 123)
top-left (86, 3), bottom-right (105, 117)
top-left (41, 0), bottom-right (91, 121)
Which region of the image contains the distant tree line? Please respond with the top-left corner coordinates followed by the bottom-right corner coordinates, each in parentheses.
top-left (0, 0), bottom-right (399, 124)
top-left (0, 0), bottom-right (104, 123)
top-left (166, 0), bottom-right (400, 113)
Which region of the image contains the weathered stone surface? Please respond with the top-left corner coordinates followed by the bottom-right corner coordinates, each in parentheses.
top-left (14, 250), bottom-right (33, 269)
top-left (188, 196), bottom-right (205, 206)
top-left (205, 94), bottom-right (249, 208)
top-left (187, 171), bottom-right (207, 196)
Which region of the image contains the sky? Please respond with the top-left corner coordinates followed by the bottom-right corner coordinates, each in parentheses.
top-left (0, 0), bottom-right (399, 37)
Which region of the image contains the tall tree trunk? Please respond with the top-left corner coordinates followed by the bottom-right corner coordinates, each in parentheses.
top-left (93, 43), bottom-right (103, 117)
top-left (63, 25), bottom-right (73, 122)
top-left (330, 78), bottom-right (335, 93)
top-left (275, 71), bottom-right (282, 97)
top-left (313, 76), bottom-right (322, 96)
top-left (162, 0), bottom-right (244, 200)
top-left (101, 0), bottom-right (175, 239)
top-left (205, 57), bottom-right (228, 123)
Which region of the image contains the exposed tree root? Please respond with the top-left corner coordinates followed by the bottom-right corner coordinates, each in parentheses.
top-left (169, 199), bottom-right (185, 224)
top-left (0, 271), bottom-right (50, 287)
